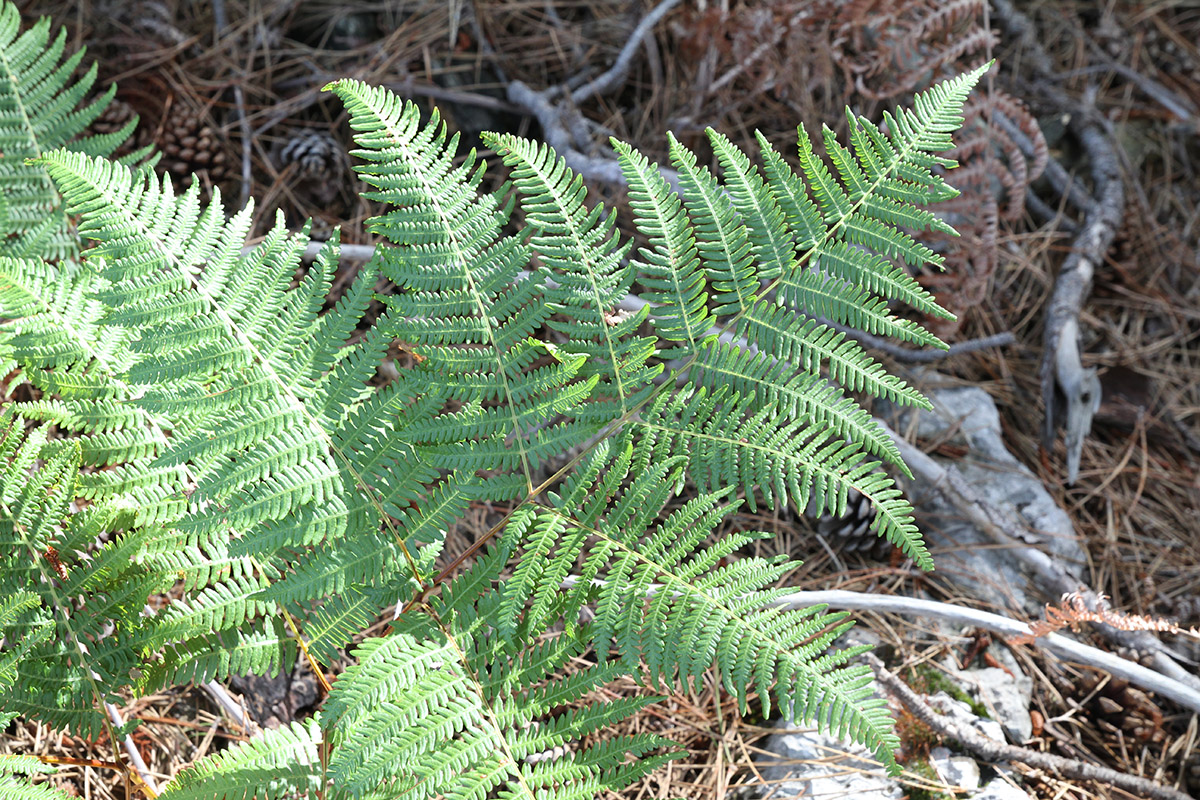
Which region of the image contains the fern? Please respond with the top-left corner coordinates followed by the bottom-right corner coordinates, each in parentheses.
top-left (0, 3), bottom-right (988, 795)
top-left (0, 3), bottom-right (141, 264)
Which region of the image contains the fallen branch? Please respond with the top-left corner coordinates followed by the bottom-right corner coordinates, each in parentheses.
top-left (829, 323), bottom-right (1016, 363)
top-left (866, 653), bottom-right (1193, 800)
top-left (568, 0), bottom-right (683, 105)
top-left (201, 680), bottom-right (259, 735)
top-left (105, 701), bottom-right (159, 796)
top-left (991, 0), bottom-right (1126, 485)
top-left (503, 0), bottom-right (683, 192)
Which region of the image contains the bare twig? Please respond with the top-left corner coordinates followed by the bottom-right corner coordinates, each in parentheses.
top-left (1077, 33), bottom-right (1199, 123)
top-left (830, 323), bottom-right (1016, 363)
top-left (866, 653), bottom-right (1193, 800)
top-left (502, 0), bottom-right (684, 192)
top-left (104, 701), bottom-right (159, 795)
top-left (568, 0), bottom-right (683, 105)
top-left (201, 680), bottom-right (259, 735)
top-left (1040, 107), bottom-right (1122, 485)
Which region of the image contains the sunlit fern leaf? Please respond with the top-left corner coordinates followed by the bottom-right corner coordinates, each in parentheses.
top-left (0, 412), bottom-right (165, 738)
top-left (611, 138), bottom-right (711, 355)
top-left (322, 543), bottom-right (679, 800)
top-left (483, 131), bottom-right (660, 421)
top-left (633, 386), bottom-right (931, 568)
top-left (0, 18), bottom-right (986, 792)
top-left (155, 719), bottom-right (324, 800)
top-left (0, 4), bottom-right (138, 263)
top-left (327, 78), bottom-right (602, 488)
top-left (0, 774), bottom-right (73, 800)
top-left (497, 430), bottom-right (903, 773)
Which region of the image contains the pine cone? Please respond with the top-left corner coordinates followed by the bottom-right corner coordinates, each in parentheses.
top-left (88, 98), bottom-right (137, 137)
top-left (1080, 675), bottom-right (1166, 744)
top-left (815, 487), bottom-right (893, 560)
top-left (279, 130), bottom-right (345, 179)
top-left (159, 105), bottom-right (231, 188)
top-left (276, 129), bottom-right (347, 206)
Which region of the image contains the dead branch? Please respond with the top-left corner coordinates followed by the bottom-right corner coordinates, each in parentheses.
top-left (568, 0), bottom-right (683, 105)
top-left (829, 323), bottom-right (1016, 363)
top-left (991, 0), bottom-right (1127, 486)
top-left (504, 0), bottom-right (683, 192)
top-left (865, 653), bottom-right (1194, 800)
top-left (1039, 112), bottom-right (1122, 485)
top-left (104, 700), bottom-right (159, 795)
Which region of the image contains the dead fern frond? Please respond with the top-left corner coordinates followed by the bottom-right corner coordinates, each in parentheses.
top-left (1013, 592), bottom-right (1200, 645)
top-left (826, 0), bottom-right (1048, 336)
top-left (830, 0), bottom-right (993, 100)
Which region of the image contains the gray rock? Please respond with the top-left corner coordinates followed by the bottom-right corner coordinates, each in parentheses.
top-left (755, 719), bottom-right (902, 800)
top-left (890, 382), bottom-right (1086, 614)
top-left (953, 667), bottom-right (1034, 743)
top-left (930, 746), bottom-right (981, 791)
top-left (926, 691), bottom-right (1007, 743)
top-left (975, 776), bottom-right (1036, 800)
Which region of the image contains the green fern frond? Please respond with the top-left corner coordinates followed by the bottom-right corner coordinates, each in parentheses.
top-left (483, 131), bottom-right (660, 418)
top-left (0, 14), bottom-right (988, 793)
top-left (0, 412), bottom-right (164, 738)
top-left (0, 3), bottom-right (136, 262)
top-left (496, 431), bottom-right (903, 772)
top-left (321, 542), bottom-right (680, 800)
top-left (634, 387), bottom-right (930, 568)
top-left (327, 78), bottom-right (602, 486)
top-left (156, 719), bottom-right (323, 800)
top-left (611, 138), bottom-right (711, 353)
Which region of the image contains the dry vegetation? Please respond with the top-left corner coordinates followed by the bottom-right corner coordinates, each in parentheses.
top-left (5, 0), bottom-right (1200, 798)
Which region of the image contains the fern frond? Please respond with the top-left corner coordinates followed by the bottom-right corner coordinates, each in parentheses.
top-left (0, 21), bottom-right (987, 794)
top-left (484, 131), bottom-right (659, 418)
top-left (0, 774), bottom-right (73, 800)
top-left (0, 3), bottom-right (135, 261)
top-left (497, 432), bottom-right (903, 772)
top-left (0, 412), bottom-right (164, 738)
top-left (634, 387), bottom-right (930, 568)
top-left (321, 543), bottom-right (678, 799)
top-left (327, 78), bottom-right (600, 487)
top-left (611, 138), bottom-right (711, 353)
top-left (156, 719), bottom-right (323, 800)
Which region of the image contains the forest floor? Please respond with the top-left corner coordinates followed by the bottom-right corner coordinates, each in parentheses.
top-left (7, 1), bottom-right (1200, 799)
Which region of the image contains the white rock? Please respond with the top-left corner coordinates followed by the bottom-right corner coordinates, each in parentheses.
top-left (930, 746), bottom-right (981, 791)
top-left (756, 720), bottom-right (902, 800)
top-left (955, 667), bottom-right (1034, 743)
top-left (975, 776), bottom-right (1036, 800)
top-left (926, 691), bottom-right (1007, 743)
top-left (890, 382), bottom-right (1086, 614)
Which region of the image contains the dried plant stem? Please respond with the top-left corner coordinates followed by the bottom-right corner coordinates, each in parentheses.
top-left (866, 653), bottom-right (1193, 800)
top-left (104, 701), bottom-right (159, 796)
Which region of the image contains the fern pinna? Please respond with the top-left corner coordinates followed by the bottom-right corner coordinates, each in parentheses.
top-left (0, 3), bottom-right (986, 795)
